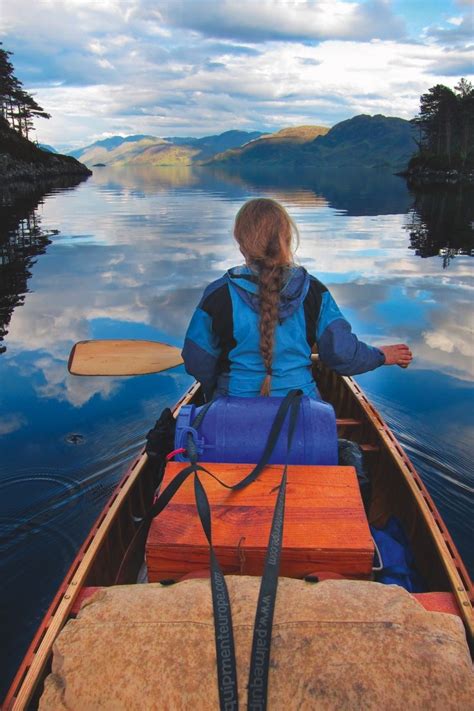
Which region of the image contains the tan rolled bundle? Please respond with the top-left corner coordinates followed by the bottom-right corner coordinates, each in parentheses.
top-left (40, 577), bottom-right (473, 710)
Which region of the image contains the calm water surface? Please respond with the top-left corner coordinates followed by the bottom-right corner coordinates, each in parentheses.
top-left (0, 166), bottom-right (473, 695)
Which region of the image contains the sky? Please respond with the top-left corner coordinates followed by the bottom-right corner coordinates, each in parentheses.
top-left (0, 0), bottom-right (473, 151)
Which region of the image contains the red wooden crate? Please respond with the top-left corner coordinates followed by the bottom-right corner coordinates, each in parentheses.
top-left (146, 463), bottom-right (373, 581)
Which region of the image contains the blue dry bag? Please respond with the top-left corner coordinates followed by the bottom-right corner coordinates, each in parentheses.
top-left (174, 395), bottom-right (338, 465)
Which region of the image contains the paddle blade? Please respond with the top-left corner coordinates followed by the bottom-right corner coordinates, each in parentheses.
top-left (68, 340), bottom-right (184, 376)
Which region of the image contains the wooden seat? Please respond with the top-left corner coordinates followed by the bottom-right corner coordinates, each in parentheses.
top-left (146, 463), bottom-right (374, 582)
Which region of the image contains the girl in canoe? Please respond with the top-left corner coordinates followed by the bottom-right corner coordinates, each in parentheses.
top-left (182, 198), bottom-right (412, 399)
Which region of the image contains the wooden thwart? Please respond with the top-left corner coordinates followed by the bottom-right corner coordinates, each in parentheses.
top-left (146, 463), bottom-right (374, 582)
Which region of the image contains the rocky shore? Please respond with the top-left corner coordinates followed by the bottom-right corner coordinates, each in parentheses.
top-left (0, 119), bottom-right (91, 188)
top-left (0, 151), bottom-right (92, 185)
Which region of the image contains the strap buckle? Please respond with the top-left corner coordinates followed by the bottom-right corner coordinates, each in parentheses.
top-left (175, 425), bottom-right (204, 457)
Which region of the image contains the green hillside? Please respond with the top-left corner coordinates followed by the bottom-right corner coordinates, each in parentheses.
top-left (211, 116), bottom-right (415, 170)
top-left (209, 126), bottom-right (329, 166)
top-left (128, 143), bottom-right (199, 166)
top-left (303, 114), bottom-right (416, 169)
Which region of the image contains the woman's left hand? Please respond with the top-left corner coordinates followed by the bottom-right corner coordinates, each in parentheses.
top-left (378, 344), bottom-right (413, 368)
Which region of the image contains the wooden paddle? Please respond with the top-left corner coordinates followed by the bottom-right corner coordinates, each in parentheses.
top-left (68, 340), bottom-right (184, 376)
top-left (68, 339), bottom-right (318, 377)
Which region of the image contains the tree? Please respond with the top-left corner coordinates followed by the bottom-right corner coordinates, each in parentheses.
top-left (410, 79), bottom-right (474, 170)
top-left (455, 79), bottom-right (474, 167)
top-left (0, 42), bottom-right (50, 139)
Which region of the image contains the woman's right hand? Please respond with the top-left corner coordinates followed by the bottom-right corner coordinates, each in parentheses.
top-left (378, 344), bottom-right (413, 368)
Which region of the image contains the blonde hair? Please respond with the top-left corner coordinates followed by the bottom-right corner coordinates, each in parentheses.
top-left (234, 198), bottom-right (299, 395)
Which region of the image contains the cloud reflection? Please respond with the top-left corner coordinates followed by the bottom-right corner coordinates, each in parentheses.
top-left (2, 167), bottom-right (473, 414)
top-left (0, 414), bottom-right (28, 436)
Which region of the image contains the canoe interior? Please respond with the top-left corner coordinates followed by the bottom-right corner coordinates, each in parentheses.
top-left (316, 364), bottom-right (472, 598)
top-left (3, 370), bottom-right (472, 710)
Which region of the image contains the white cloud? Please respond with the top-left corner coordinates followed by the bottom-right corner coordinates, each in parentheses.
top-left (447, 16), bottom-right (464, 25)
top-left (151, 0), bottom-right (406, 42)
top-left (2, 0), bottom-right (472, 147)
top-left (29, 33), bottom-right (473, 148)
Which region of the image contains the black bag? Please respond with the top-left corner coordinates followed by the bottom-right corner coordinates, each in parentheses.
top-left (145, 407), bottom-right (176, 460)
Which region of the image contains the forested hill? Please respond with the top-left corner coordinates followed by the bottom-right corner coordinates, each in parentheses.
top-left (69, 130), bottom-right (265, 167)
top-left (305, 115), bottom-right (415, 168)
top-left (210, 115), bottom-right (415, 170)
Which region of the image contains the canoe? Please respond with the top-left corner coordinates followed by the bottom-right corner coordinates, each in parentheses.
top-left (3, 363), bottom-right (473, 710)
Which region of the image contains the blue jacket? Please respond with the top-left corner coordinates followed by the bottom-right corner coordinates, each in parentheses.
top-left (182, 265), bottom-right (385, 398)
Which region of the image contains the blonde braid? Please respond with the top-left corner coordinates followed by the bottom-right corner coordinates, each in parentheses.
top-left (258, 264), bottom-right (283, 395)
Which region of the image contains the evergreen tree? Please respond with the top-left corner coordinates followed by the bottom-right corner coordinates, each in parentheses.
top-left (0, 42), bottom-right (50, 139)
top-left (455, 79), bottom-right (474, 167)
top-left (411, 79), bottom-right (474, 170)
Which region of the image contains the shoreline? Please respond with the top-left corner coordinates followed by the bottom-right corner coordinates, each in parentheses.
top-left (399, 167), bottom-right (474, 187)
top-left (0, 154), bottom-right (92, 188)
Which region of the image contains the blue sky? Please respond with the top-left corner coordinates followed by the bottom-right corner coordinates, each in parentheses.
top-left (1, 0), bottom-right (473, 150)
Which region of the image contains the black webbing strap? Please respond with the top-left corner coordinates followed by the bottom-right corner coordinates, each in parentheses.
top-left (247, 393), bottom-right (300, 710)
top-left (194, 474), bottom-right (239, 708)
top-left (148, 389), bottom-right (303, 710)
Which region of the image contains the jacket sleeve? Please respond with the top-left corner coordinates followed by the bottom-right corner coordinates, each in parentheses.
top-left (181, 297), bottom-right (221, 396)
top-left (316, 291), bottom-right (385, 375)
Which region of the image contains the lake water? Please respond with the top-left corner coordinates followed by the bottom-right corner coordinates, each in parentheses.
top-left (0, 165), bottom-right (473, 696)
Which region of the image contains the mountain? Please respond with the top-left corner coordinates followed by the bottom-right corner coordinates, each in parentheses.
top-left (73, 136), bottom-right (201, 167)
top-left (208, 126), bottom-right (329, 166)
top-left (38, 144), bottom-right (58, 153)
top-left (69, 130), bottom-right (266, 167)
top-left (69, 119), bottom-right (415, 170)
top-left (68, 135), bottom-right (162, 165)
top-left (69, 135), bottom-right (156, 160)
top-left (187, 130), bottom-right (265, 159)
top-left (211, 116), bottom-right (416, 170)
top-left (302, 115), bottom-right (416, 169)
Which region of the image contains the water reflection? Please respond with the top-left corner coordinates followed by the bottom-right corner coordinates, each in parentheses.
top-left (208, 165), bottom-right (413, 215)
top-left (90, 164), bottom-right (414, 215)
top-left (406, 184), bottom-right (474, 267)
top-left (0, 178), bottom-right (89, 355)
top-left (0, 194), bottom-right (53, 354)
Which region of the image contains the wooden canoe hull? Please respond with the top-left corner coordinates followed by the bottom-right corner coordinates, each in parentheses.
top-left (3, 370), bottom-right (472, 710)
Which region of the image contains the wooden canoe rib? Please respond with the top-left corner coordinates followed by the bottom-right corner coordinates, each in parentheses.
top-left (3, 371), bottom-right (472, 710)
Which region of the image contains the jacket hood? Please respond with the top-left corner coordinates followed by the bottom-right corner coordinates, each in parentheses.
top-left (226, 264), bottom-right (310, 321)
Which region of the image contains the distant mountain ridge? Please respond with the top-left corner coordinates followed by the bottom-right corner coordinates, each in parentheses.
top-left (211, 115), bottom-right (415, 170)
top-left (69, 130), bottom-right (265, 167)
top-left (64, 115), bottom-right (416, 170)
top-left (69, 135), bottom-right (156, 160)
